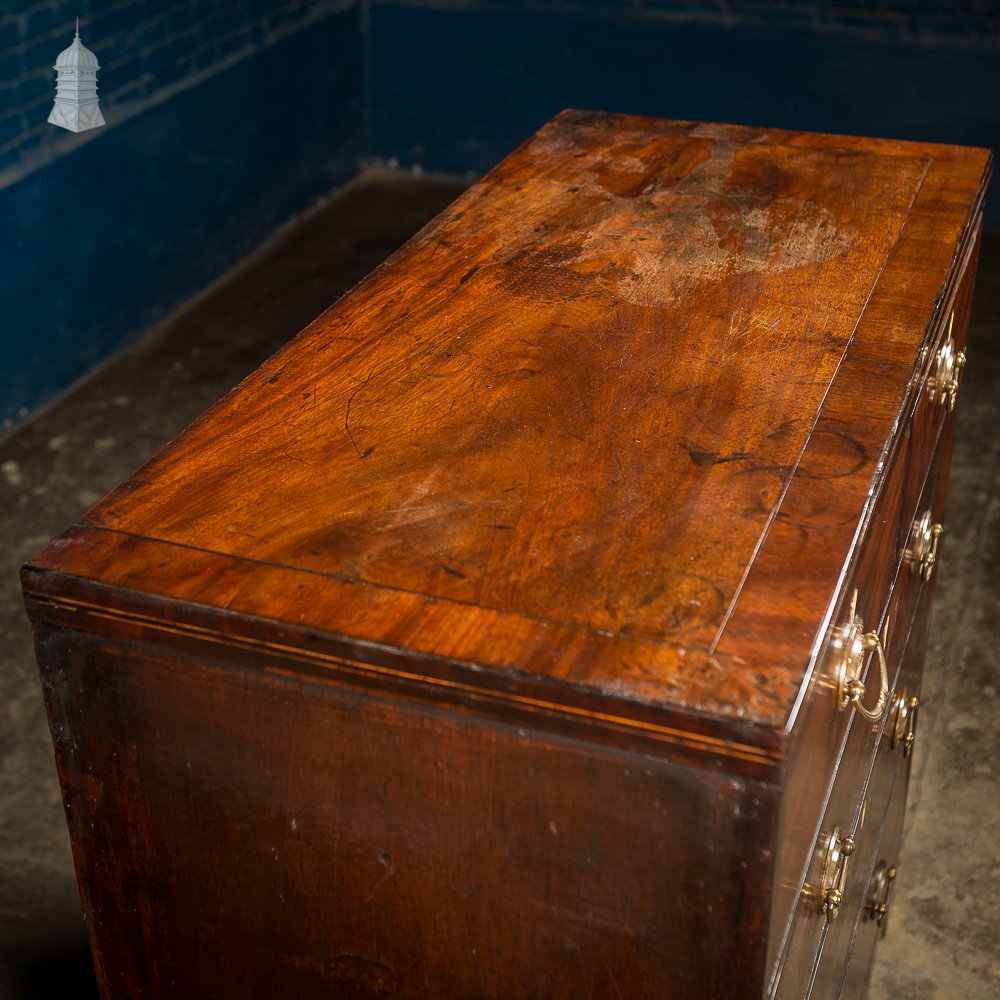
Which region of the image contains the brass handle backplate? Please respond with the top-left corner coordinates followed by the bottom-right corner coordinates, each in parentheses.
top-left (905, 510), bottom-right (944, 582)
top-left (818, 825), bottom-right (856, 923)
top-left (865, 860), bottom-right (897, 934)
top-left (831, 590), bottom-right (889, 723)
top-left (890, 689), bottom-right (920, 757)
top-left (930, 312), bottom-right (967, 412)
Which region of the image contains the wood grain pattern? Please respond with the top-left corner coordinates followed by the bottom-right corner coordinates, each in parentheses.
top-left (23, 111), bottom-right (992, 739)
top-left (37, 625), bottom-right (778, 1000)
top-left (20, 113), bottom-right (992, 1000)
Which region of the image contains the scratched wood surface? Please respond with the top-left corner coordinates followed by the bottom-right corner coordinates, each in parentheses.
top-left (20, 114), bottom-right (993, 1000)
top-left (23, 111), bottom-right (992, 740)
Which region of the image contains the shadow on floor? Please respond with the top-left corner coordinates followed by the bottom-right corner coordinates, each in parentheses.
top-left (6, 944), bottom-right (98, 1000)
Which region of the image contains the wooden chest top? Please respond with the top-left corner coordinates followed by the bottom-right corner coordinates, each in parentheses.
top-left (24, 111), bottom-right (990, 766)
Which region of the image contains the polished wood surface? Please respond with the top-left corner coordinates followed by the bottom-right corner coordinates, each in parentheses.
top-left (24, 112), bottom-right (991, 741)
top-left (22, 113), bottom-right (992, 999)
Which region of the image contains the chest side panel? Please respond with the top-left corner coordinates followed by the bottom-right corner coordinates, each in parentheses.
top-left (34, 624), bottom-right (779, 1000)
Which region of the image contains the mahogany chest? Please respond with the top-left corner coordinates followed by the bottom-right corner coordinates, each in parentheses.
top-left (22, 111), bottom-right (991, 998)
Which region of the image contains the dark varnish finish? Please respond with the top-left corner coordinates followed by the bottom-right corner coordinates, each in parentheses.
top-left (22, 112), bottom-right (991, 998)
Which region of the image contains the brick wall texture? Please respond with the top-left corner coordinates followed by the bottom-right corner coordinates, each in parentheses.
top-left (0, 0), bottom-right (347, 177)
top-left (1, 0), bottom-right (997, 179)
top-left (648, 0), bottom-right (1000, 45)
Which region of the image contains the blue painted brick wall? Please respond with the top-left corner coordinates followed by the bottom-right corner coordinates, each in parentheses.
top-left (369, 0), bottom-right (999, 224)
top-left (1, 0), bottom-right (997, 429)
top-left (362, 0), bottom-right (1000, 45)
top-left (0, 1), bottom-right (350, 182)
top-left (1, 0), bottom-right (363, 429)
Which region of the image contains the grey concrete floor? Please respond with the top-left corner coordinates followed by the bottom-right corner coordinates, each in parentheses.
top-left (0, 171), bottom-right (997, 998)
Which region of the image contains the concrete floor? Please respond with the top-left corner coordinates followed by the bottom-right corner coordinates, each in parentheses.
top-left (0, 172), bottom-right (997, 998)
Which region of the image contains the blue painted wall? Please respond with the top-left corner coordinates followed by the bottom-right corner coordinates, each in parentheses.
top-left (1, 1), bottom-right (363, 430)
top-left (368, 1), bottom-right (999, 210)
top-left (2, 0), bottom-right (997, 429)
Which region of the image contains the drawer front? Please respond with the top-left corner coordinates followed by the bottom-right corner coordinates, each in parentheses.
top-left (767, 222), bottom-right (980, 997)
top-left (770, 419), bottom-right (955, 998)
top-left (811, 748), bottom-right (911, 1000)
top-left (901, 222), bottom-right (978, 531)
top-left (840, 781), bottom-right (909, 998)
top-left (868, 417), bottom-right (956, 810)
top-left (769, 432), bottom-right (934, 995)
top-left (809, 535), bottom-right (942, 999)
top-left (771, 576), bottom-right (936, 1000)
top-left (771, 667), bottom-right (903, 1000)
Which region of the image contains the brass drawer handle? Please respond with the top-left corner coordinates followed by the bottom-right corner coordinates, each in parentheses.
top-left (831, 591), bottom-right (889, 723)
top-left (931, 312), bottom-right (967, 412)
top-left (865, 860), bottom-right (897, 934)
top-left (905, 511), bottom-right (943, 582)
top-left (819, 825), bottom-right (856, 923)
top-left (890, 689), bottom-right (920, 757)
